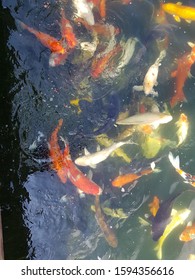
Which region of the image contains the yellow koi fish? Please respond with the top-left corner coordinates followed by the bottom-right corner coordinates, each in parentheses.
top-left (162, 2), bottom-right (195, 23)
top-left (154, 208), bottom-right (191, 259)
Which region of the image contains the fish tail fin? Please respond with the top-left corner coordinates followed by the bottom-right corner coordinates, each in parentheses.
top-left (154, 241), bottom-right (163, 260)
top-left (168, 152), bottom-right (180, 170)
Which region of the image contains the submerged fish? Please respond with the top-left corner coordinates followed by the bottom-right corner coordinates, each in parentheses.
top-left (149, 196), bottom-right (160, 217)
top-left (94, 195), bottom-right (118, 248)
top-left (73, 0), bottom-right (95, 26)
top-left (112, 162), bottom-right (156, 188)
top-left (96, 134), bottom-right (131, 163)
top-left (179, 222), bottom-right (195, 242)
top-left (155, 208), bottom-right (191, 259)
top-left (91, 205), bottom-right (128, 219)
top-left (60, 9), bottom-right (77, 49)
top-left (19, 21), bottom-right (66, 54)
top-left (176, 113), bottom-right (189, 146)
top-left (169, 152), bottom-right (195, 187)
top-left (49, 119), bottom-right (102, 195)
top-left (75, 139), bottom-right (134, 168)
top-left (170, 42), bottom-right (195, 107)
top-left (116, 112), bottom-right (172, 129)
top-left (162, 2), bottom-right (195, 23)
top-left (151, 192), bottom-right (182, 241)
top-left (133, 50), bottom-right (166, 96)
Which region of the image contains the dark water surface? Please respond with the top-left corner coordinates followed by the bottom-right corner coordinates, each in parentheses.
top-left (1, 0), bottom-right (195, 260)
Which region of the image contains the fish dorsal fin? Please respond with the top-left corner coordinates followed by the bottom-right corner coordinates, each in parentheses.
top-left (176, 2), bottom-right (182, 5)
top-left (84, 147), bottom-right (90, 155)
top-left (173, 15), bottom-right (181, 22)
top-left (96, 144), bottom-right (101, 152)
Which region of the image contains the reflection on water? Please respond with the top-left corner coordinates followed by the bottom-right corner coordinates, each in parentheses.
top-left (1, 0), bottom-right (195, 260)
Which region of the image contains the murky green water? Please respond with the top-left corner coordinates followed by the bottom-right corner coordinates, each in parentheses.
top-left (1, 0), bottom-right (195, 260)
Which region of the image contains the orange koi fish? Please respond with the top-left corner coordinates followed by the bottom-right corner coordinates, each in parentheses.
top-left (19, 21), bottom-right (65, 54)
top-left (49, 119), bottom-right (102, 195)
top-left (112, 162), bottom-right (155, 188)
top-left (179, 222), bottom-right (195, 242)
top-left (169, 152), bottom-right (195, 187)
top-left (148, 196), bottom-right (160, 217)
top-left (170, 42), bottom-right (195, 107)
top-left (162, 2), bottom-right (195, 23)
top-left (91, 43), bottom-right (122, 78)
top-left (49, 119), bottom-right (69, 183)
top-left (60, 10), bottom-right (77, 49)
top-left (94, 195), bottom-right (118, 248)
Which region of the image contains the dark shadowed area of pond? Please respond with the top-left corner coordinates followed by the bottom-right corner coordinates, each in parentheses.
top-left (1, 0), bottom-right (195, 260)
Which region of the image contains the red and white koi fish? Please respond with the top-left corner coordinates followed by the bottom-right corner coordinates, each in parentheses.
top-left (168, 152), bottom-right (195, 187)
top-left (19, 21), bottom-right (66, 54)
top-left (179, 222), bottom-right (195, 242)
top-left (49, 119), bottom-right (102, 195)
top-left (170, 42), bottom-right (195, 107)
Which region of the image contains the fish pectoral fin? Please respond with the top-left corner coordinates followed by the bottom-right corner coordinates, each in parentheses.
top-left (188, 42), bottom-right (195, 48)
top-left (96, 144), bottom-right (101, 152)
top-left (89, 163), bottom-right (97, 169)
top-left (188, 71), bottom-right (195, 79)
top-left (173, 15), bottom-right (181, 22)
top-left (187, 221), bottom-right (192, 226)
top-left (84, 147), bottom-right (90, 155)
top-left (185, 19), bottom-right (191, 24)
top-left (176, 2), bottom-right (182, 5)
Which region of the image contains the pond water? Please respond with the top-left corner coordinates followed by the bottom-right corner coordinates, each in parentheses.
top-left (1, 0), bottom-right (195, 260)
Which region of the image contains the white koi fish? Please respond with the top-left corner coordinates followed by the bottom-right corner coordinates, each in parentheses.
top-left (133, 50), bottom-right (166, 96)
top-left (73, 0), bottom-right (95, 26)
top-left (176, 113), bottom-right (189, 147)
top-left (75, 140), bottom-right (135, 168)
top-left (116, 112), bottom-right (172, 129)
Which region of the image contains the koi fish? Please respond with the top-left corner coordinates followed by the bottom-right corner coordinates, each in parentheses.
top-left (112, 162), bottom-right (156, 188)
top-left (49, 119), bottom-right (102, 195)
top-left (60, 10), bottom-right (77, 49)
top-left (149, 196), bottom-right (160, 217)
top-left (179, 222), bottom-right (195, 242)
top-left (75, 139), bottom-right (134, 168)
top-left (154, 208), bottom-right (191, 259)
top-left (116, 112), bottom-right (172, 129)
top-left (133, 50), bottom-right (166, 96)
top-left (94, 195), bottom-right (118, 248)
top-left (162, 2), bottom-right (195, 23)
top-left (49, 119), bottom-right (69, 183)
top-left (168, 152), bottom-right (195, 187)
top-left (151, 192), bottom-right (182, 241)
top-left (19, 21), bottom-right (65, 54)
top-left (91, 43), bottom-right (122, 78)
top-left (176, 113), bottom-right (189, 146)
top-left (170, 42), bottom-right (195, 107)
top-left (96, 134), bottom-right (132, 163)
top-left (73, 0), bottom-right (95, 26)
